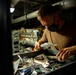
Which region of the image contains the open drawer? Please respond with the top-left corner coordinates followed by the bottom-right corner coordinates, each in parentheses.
top-left (13, 49), bottom-right (76, 75)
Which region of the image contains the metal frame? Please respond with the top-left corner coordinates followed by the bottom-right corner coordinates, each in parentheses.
top-left (0, 0), bottom-right (13, 75)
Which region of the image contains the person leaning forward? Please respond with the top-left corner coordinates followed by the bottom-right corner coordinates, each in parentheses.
top-left (35, 4), bottom-right (76, 62)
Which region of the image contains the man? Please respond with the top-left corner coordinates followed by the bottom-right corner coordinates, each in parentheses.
top-left (35, 4), bottom-right (76, 62)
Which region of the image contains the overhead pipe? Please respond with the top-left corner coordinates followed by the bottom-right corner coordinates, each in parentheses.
top-left (12, 10), bottom-right (38, 24)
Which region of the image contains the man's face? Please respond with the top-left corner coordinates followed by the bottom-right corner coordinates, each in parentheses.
top-left (40, 14), bottom-right (54, 28)
top-left (40, 14), bottom-right (59, 32)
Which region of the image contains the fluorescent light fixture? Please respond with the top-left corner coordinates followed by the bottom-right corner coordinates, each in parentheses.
top-left (10, 8), bottom-right (15, 13)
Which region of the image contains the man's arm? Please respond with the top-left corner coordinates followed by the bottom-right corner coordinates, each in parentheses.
top-left (35, 29), bottom-right (47, 50)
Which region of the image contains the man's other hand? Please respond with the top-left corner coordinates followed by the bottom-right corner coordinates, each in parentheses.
top-left (56, 47), bottom-right (71, 62)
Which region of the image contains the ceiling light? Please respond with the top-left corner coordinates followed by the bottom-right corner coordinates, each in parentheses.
top-left (10, 8), bottom-right (15, 13)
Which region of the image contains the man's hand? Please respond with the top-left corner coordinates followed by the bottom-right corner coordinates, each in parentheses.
top-left (56, 46), bottom-right (76, 62)
top-left (35, 42), bottom-right (41, 50)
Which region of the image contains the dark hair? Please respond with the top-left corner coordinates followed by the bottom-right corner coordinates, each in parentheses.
top-left (37, 4), bottom-right (61, 20)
